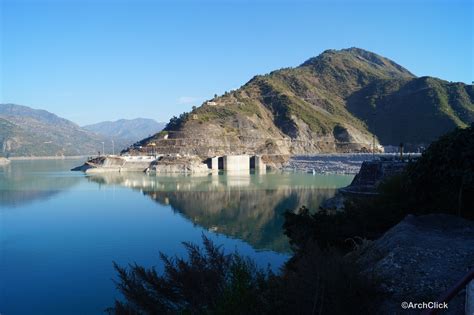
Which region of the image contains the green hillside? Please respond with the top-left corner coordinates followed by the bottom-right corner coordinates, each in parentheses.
top-left (134, 48), bottom-right (472, 155)
top-left (347, 77), bottom-right (474, 145)
top-left (0, 104), bottom-right (128, 157)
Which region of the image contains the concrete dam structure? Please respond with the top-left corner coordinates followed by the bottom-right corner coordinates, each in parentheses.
top-left (210, 155), bottom-right (267, 172)
top-left (71, 155), bottom-right (157, 173)
top-left (73, 154), bottom-right (268, 174)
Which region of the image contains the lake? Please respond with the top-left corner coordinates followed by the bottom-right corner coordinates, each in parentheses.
top-left (0, 159), bottom-right (353, 315)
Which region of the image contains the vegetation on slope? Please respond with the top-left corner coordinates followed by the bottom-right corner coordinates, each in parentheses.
top-left (110, 126), bottom-right (473, 314)
top-left (109, 233), bottom-right (376, 315)
top-left (136, 48), bottom-right (473, 155)
top-left (0, 104), bottom-right (127, 156)
top-left (0, 117), bottom-right (71, 157)
top-left (347, 77), bottom-right (474, 146)
top-left (285, 124), bottom-right (474, 251)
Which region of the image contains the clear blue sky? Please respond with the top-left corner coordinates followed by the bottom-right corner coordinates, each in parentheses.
top-left (1, 0), bottom-right (472, 125)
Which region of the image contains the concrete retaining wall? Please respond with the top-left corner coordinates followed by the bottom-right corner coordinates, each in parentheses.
top-left (223, 155), bottom-right (250, 171)
top-left (254, 155), bottom-right (265, 170)
top-left (211, 157), bottom-right (219, 170)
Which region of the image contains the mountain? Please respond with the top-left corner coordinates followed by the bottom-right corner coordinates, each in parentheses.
top-left (130, 48), bottom-right (473, 155)
top-left (83, 118), bottom-right (165, 144)
top-left (0, 104), bottom-right (127, 157)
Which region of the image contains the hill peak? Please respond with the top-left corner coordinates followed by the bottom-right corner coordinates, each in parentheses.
top-left (129, 47), bottom-right (472, 156)
top-left (300, 47), bottom-right (414, 80)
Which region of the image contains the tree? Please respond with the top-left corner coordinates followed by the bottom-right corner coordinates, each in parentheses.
top-left (404, 123), bottom-right (474, 218)
top-left (164, 112), bottom-right (190, 131)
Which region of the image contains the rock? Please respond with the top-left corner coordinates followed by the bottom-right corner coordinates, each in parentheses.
top-left (70, 162), bottom-right (94, 172)
top-left (72, 156), bottom-right (155, 173)
top-left (357, 214), bottom-right (474, 314)
top-left (321, 158), bottom-right (412, 210)
top-left (0, 157), bottom-right (11, 165)
top-left (341, 158), bottom-right (409, 195)
top-left (261, 154), bottom-right (290, 170)
top-left (150, 155), bottom-right (210, 174)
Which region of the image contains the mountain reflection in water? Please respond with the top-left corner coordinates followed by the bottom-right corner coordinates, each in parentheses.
top-left (0, 160), bottom-right (83, 207)
top-left (87, 171), bottom-right (353, 253)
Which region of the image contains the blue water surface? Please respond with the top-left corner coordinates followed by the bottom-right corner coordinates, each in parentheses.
top-left (0, 159), bottom-right (352, 315)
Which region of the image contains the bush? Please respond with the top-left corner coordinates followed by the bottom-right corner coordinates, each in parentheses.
top-left (283, 200), bottom-right (403, 252)
top-left (165, 112), bottom-right (190, 131)
top-left (284, 125), bottom-right (474, 252)
top-left (108, 233), bottom-right (378, 315)
top-left (109, 126), bottom-right (474, 315)
top-left (403, 124), bottom-right (474, 219)
top-left (278, 239), bottom-right (379, 315)
top-left (108, 235), bottom-right (274, 315)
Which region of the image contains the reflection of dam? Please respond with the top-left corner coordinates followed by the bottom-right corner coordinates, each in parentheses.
top-left (86, 171), bottom-right (351, 191)
top-left (87, 172), bottom-right (351, 252)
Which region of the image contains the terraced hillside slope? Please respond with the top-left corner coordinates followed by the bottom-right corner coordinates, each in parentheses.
top-left (131, 48), bottom-right (473, 156)
top-left (0, 104), bottom-right (127, 157)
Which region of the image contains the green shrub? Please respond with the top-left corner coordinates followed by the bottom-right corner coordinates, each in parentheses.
top-left (284, 125), bottom-right (474, 253)
top-left (404, 124), bottom-right (474, 219)
top-left (108, 233), bottom-right (377, 315)
top-left (278, 239), bottom-right (379, 315)
top-left (108, 235), bottom-right (274, 315)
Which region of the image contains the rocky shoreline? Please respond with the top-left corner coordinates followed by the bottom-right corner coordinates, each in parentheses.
top-left (71, 153), bottom-right (421, 175)
top-left (320, 157), bottom-right (416, 210)
top-left (283, 153), bottom-right (420, 174)
top-left (150, 155), bottom-right (210, 173)
top-left (357, 214), bottom-right (474, 314)
top-left (0, 157), bottom-right (11, 165)
top-left (71, 155), bottom-right (213, 174)
top-left (71, 154), bottom-right (290, 174)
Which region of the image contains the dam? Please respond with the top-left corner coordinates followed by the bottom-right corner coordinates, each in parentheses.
top-left (73, 154), bottom-right (268, 173)
top-left (210, 155), bottom-right (266, 171)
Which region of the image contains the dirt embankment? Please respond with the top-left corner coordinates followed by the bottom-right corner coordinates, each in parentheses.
top-left (357, 214), bottom-right (474, 314)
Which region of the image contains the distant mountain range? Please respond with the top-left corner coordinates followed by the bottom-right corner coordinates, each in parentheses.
top-left (133, 47), bottom-right (473, 155)
top-left (83, 118), bottom-right (165, 144)
top-left (0, 104), bottom-right (162, 157)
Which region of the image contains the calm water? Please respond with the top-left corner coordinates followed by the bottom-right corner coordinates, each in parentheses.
top-left (0, 159), bottom-right (353, 315)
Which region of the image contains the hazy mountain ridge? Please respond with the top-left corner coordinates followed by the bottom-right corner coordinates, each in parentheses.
top-left (83, 118), bottom-right (165, 143)
top-left (0, 104), bottom-right (127, 157)
top-left (0, 103), bottom-right (78, 128)
top-left (133, 48), bottom-right (473, 155)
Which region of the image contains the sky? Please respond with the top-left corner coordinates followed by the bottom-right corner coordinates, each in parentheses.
top-left (1, 0), bottom-right (472, 125)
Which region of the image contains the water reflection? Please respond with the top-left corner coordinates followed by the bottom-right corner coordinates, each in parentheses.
top-left (0, 161), bottom-right (352, 315)
top-left (87, 172), bottom-right (352, 252)
top-left (0, 160), bottom-right (83, 207)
